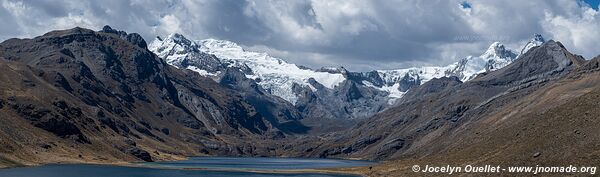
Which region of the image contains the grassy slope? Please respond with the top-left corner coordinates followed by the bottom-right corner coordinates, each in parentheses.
top-left (333, 72), bottom-right (600, 176)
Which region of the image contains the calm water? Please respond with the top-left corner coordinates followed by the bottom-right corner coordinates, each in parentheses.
top-left (141, 156), bottom-right (374, 170)
top-left (0, 157), bottom-right (374, 177)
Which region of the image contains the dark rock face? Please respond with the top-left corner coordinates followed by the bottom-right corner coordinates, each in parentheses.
top-left (397, 73), bottom-right (422, 92)
top-left (342, 81), bottom-right (363, 101)
top-left (0, 26), bottom-right (294, 163)
top-left (217, 68), bottom-right (306, 134)
top-left (125, 147), bottom-right (153, 162)
top-left (289, 68), bottom-right (421, 124)
top-left (101, 25), bottom-right (147, 48)
top-left (375, 139), bottom-right (405, 158)
top-left (162, 35), bottom-right (226, 75)
top-left (8, 99), bottom-right (89, 143)
top-left (346, 70), bottom-right (385, 87)
top-left (293, 79), bottom-right (389, 123)
top-left (160, 128), bottom-right (170, 135)
top-left (347, 70), bottom-right (422, 92)
top-left (155, 36), bottom-right (304, 134)
top-left (1, 26), bottom-right (274, 135)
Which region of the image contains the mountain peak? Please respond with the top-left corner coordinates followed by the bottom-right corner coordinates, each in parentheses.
top-left (163, 33), bottom-right (194, 46)
top-left (148, 33), bottom-right (202, 68)
top-left (481, 42), bottom-right (516, 59)
top-left (150, 33), bottom-right (198, 50)
top-left (170, 33), bottom-right (186, 39)
top-left (101, 25), bottom-right (117, 33)
top-left (98, 25), bottom-right (147, 48)
top-left (532, 33), bottom-right (545, 43)
top-left (520, 33), bottom-right (546, 55)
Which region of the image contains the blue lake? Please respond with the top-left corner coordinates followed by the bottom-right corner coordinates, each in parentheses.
top-left (0, 157), bottom-right (374, 177)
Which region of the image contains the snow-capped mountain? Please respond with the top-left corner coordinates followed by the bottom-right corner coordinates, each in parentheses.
top-left (356, 34), bottom-right (544, 102)
top-left (149, 33), bottom-right (545, 119)
top-left (149, 34), bottom-right (345, 105)
top-left (520, 34), bottom-right (545, 55)
top-left (376, 41), bottom-right (518, 82)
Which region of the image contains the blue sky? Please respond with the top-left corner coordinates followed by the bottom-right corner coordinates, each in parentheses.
top-left (1, 0), bottom-right (600, 71)
top-left (584, 0), bottom-right (599, 9)
top-left (460, 1), bottom-right (472, 9)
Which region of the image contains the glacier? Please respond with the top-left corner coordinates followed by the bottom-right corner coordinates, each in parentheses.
top-left (150, 34), bottom-right (346, 104)
top-left (149, 33), bottom-right (545, 106)
top-left (367, 35), bottom-right (544, 101)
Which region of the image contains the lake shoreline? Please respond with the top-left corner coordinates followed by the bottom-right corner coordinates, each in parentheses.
top-left (0, 157), bottom-right (373, 177)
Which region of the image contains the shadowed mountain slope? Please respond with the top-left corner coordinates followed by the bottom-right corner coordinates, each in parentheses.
top-left (0, 26), bottom-right (303, 167)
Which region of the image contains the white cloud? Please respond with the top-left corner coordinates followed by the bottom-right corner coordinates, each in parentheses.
top-left (0, 0), bottom-right (599, 70)
top-left (243, 0), bottom-right (327, 45)
top-left (2, 0), bottom-right (27, 16)
top-left (158, 14), bottom-right (181, 35)
top-left (542, 7), bottom-right (600, 59)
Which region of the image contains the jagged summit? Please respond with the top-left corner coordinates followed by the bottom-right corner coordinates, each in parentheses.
top-left (372, 41), bottom-right (519, 91)
top-left (150, 33), bottom-right (197, 49)
top-left (533, 33), bottom-right (545, 42)
top-left (481, 42), bottom-right (517, 59)
top-left (149, 33), bottom-right (221, 76)
top-left (99, 25), bottom-right (147, 48)
top-left (520, 33), bottom-right (546, 55)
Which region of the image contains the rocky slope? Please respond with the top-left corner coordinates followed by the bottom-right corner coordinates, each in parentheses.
top-left (0, 26), bottom-right (305, 167)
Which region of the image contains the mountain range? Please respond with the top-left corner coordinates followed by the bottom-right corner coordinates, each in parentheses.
top-left (0, 26), bottom-right (598, 177)
top-left (148, 32), bottom-right (545, 123)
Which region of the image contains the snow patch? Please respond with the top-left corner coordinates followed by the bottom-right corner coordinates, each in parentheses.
top-left (187, 66), bottom-right (218, 76)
